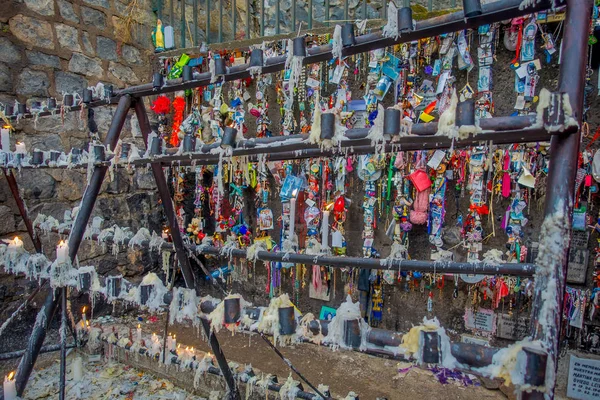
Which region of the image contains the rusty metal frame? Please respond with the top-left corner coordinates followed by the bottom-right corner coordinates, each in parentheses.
top-left (3, 0), bottom-right (589, 397)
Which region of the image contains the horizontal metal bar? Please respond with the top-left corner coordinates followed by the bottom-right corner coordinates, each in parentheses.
top-left (106, 337), bottom-right (321, 399)
top-left (0, 343), bottom-right (76, 361)
top-left (195, 297), bottom-right (502, 371)
top-left (3, 0), bottom-right (554, 122)
top-left (200, 247), bottom-right (537, 276)
top-left (113, 0), bottom-right (553, 98)
top-left (37, 225), bottom-right (536, 277)
top-left (12, 114), bottom-right (575, 171)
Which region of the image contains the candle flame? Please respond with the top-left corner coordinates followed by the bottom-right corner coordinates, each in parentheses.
top-left (291, 188), bottom-right (298, 198)
top-left (173, 334), bottom-right (176, 339)
top-left (325, 202), bottom-right (334, 211)
top-left (137, 324), bottom-right (140, 329)
top-left (86, 321), bottom-right (90, 327)
top-left (7, 371), bottom-right (14, 380)
top-left (59, 240), bottom-right (65, 246)
top-left (16, 142), bottom-right (23, 146)
top-left (82, 306), bottom-right (87, 313)
top-left (2, 125), bottom-right (11, 129)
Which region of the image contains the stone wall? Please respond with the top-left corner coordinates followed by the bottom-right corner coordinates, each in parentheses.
top-left (0, 0), bottom-right (156, 108)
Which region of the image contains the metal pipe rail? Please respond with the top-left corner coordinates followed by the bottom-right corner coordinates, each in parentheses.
top-left (2, 0), bottom-right (555, 122)
top-left (0, 343), bottom-right (77, 361)
top-left (37, 225), bottom-right (536, 277)
top-left (105, 338), bottom-right (322, 400)
top-left (7, 114), bottom-right (576, 170)
top-left (113, 0), bottom-right (554, 98)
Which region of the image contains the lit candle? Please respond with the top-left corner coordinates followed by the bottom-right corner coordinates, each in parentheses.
top-left (72, 356), bottom-right (83, 382)
top-left (322, 209), bottom-right (330, 249)
top-left (56, 240), bottom-right (69, 264)
top-left (161, 228), bottom-right (169, 239)
top-left (81, 306), bottom-right (87, 325)
top-left (1, 127), bottom-right (10, 152)
top-left (3, 371), bottom-right (16, 400)
top-left (8, 237), bottom-right (23, 250)
top-left (136, 324), bottom-right (142, 343)
top-left (14, 142), bottom-right (26, 154)
top-left (166, 334), bottom-right (172, 350)
top-left (288, 189), bottom-right (297, 240)
top-left (151, 332), bottom-right (157, 343)
top-left (171, 334), bottom-right (176, 351)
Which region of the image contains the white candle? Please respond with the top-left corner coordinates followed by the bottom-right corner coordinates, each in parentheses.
top-left (72, 357), bottom-right (83, 382)
top-left (288, 191), bottom-right (297, 240)
top-left (171, 335), bottom-right (176, 351)
top-left (14, 142), bottom-right (26, 154)
top-left (81, 306), bottom-right (87, 325)
top-left (3, 372), bottom-right (16, 400)
top-left (56, 240), bottom-right (69, 264)
top-left (8, 237), bottom-right (23, 250)
top-left (136, 324), bottom-right (142, 343)
top-left (1, 128), bottom-right (10, 152)
top-left (322, 210), bottom-right (330, 248)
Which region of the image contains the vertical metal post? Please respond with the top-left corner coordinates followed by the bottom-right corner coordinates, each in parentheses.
top-left (3, 170), bottom-right (42, 252)
top-left (276, 0), bottom-right (280, 34)
top-left (325, 0), bottom-right (329, 26)
top-left (245, 0), bottom-right (250, 39)
top-left (219, 0), bottom-right (223, 43)
top-left (362, 0), bottom-right (367, 19)
top-left (14, 290), bottom-right (59, 397)
top-left (528, 0), bottom-right (592, 398)
top-left (133, 100), bottom-right (239, 399)
top-left (58, 288), bottom-right (67, 400)
top-left (233, 0), bottom-right (237, 41)
top-left (170, 0), bottom-right (174, 28)
top-left (193, 0), bottom-right (198, 46)
top-left (428, 0), bottom-right (433, 11)
top-left (207, 0), bottom-right (211, 44)
top-left (132, 102), bottom-right (195, 289)
top-left (292, 0), bottom-right (296, 33)
top-left (181, 0), bottom-right (186, 47)
top-left (344, 0), bottom-right (348, 21)
top-left (260, 0), bottom-right (265, 36)
top-left (157, 0), bottom-right (163, 20)
top-left (67, 95), bottom-right (132, 261)
top-left (308, 0), bottom-right (312, 29)
top-left (452, 0), bottom-right (456, 7)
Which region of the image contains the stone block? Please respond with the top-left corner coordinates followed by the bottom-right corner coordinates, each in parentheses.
top-left (19, 170), bottom-right (56, 200)
top-left (83, 0), bottom-right (110, 9)
top-left (82, 32), bottom-right (95, 56)
top-left (22, 133), bottom-right (62, 152)
top-left (55, 170), bottom-right (86, 201)
top-left (68, 53), bottom-right (103, 77)
top-left (122, 45), bottom-right (143, 65)
top-left (26, 51), bottom-right (61, 69)
top-left (135, 170), bottom-right (156, 190)
top-left (24, 0), bottom-right (55, 16)
top-left (96, 36), bottom-right (117, 61)
top-left (56, 23), bottom-right (82, 52)
top-left (0, 206), bottom-right (16, 235)
top-left (0, 63), bottom-right (11, 93)
top-left (16, 69), bottom-right (49, 96)
top-left (108, 61), bottom-right (139, 84)
top-left (0, 37), bottom-right (22, 64)
top-left (55, 71), bottom-right (88, 95)
top-left (58, 0), bottom-right (80, 23)
top-left (9, 15), bottom-right (54, 49)
top-left (81, 6), bottom-right (107, 29)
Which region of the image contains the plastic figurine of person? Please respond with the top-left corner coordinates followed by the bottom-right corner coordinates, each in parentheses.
top-left (152, 19), bottom-right (165, 52)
